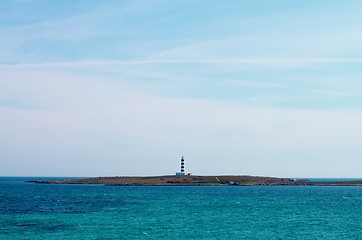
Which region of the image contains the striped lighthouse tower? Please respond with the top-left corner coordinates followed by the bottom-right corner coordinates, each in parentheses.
top-left (176, 156), bottom-right (186, 176)
top-left (180, 156), bottom-right (185, 174)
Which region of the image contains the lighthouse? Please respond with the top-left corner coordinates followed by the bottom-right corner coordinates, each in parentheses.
top-left (181, 156), bottom-right (185, 174)
top-left (176, 156), bottom-right (185, 176)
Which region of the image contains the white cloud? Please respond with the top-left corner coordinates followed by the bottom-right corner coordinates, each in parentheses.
top-left (2, 57), bottom-right (362, 69)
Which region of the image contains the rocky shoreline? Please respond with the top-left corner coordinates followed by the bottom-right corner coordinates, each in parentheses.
top-left (28, 175), bottom-right (362, 186)
top-left (29, 175), bottom-right (313, 186)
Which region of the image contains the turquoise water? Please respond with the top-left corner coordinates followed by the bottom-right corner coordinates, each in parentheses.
top-left (1, 178), bottom-right (362, 239)
top-left (301, 178), bottom-right (362, 182)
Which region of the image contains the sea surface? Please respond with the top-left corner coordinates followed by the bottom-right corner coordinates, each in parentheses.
top-left (1, 177), bottom-right (362, 239)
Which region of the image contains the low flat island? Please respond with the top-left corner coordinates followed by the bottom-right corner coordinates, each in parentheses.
top-left (29, 175), bottom-right (362, 186)
top-left (26, 175), bottom-right (320, 186)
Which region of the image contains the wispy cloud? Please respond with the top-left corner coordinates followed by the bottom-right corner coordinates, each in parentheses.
top-left (2, 57), bottom-right (362, 69)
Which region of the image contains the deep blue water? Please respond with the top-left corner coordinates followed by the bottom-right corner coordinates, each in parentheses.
top-left (1, 177), bottom-right (362, 239)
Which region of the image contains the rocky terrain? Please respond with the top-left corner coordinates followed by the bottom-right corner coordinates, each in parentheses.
top-left (29, 175), bottom-right (311, 186)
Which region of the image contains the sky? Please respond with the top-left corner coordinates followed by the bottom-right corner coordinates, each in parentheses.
top-left (1, 0), bottom-right (362, 177)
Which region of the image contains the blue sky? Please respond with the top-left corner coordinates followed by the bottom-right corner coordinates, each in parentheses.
top-left (1, 0), bottom-right (362, 177)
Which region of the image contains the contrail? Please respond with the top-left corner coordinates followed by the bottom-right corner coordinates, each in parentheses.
top-left (1, 57), bottom-right (362, 68)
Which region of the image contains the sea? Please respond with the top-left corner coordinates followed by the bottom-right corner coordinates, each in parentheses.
top-left (1, 177), bottom-right (362, 239)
